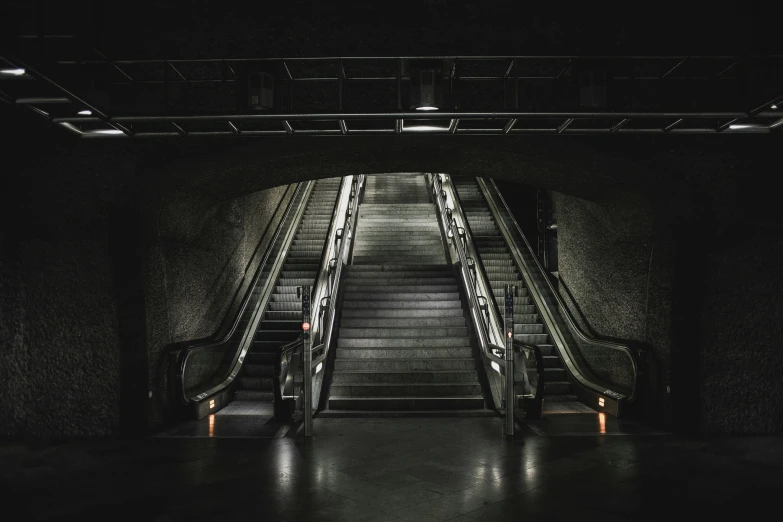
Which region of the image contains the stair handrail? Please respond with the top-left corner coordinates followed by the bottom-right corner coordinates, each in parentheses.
top-left (479, 177), bottom-right (640, 404)
top-left (179, 180), bottom-right (316, 405)
top-left (311, 175), bottom-right (365, 371)
top-left (428, 173), bottom-right (507, 369)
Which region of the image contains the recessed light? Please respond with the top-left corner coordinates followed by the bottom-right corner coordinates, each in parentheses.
top-left (0, 68), bottom-right (26, 76)
top-left (77, 109), bottom-right (92, 116)
top-left (90, 129), bottom-right (124, 135)
top-left (404, 124), bottom-right (448, 131)
top-left (729, 124), bottom-right (756, 130)
top-left (416, 106), bottom-right (439, 111)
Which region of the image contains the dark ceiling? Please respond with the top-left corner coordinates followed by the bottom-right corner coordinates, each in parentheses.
top-left (2, 1), bottom-right (782, 139)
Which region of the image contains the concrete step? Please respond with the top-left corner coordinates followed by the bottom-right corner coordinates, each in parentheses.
top-left (341, 300), bottom-right (462, 309)
top-left (332, 370), bottom-right (477, 384)
top-left (339, 327), bottom-right (469, 338)
top-left (347, 264), bottom-right (450, 271)
top-left (344, 277), bottom-right (457, 285)
top-left (343, 284), bottom-right (459, 293)
top-left (328, 396), bottom-right (484, 410)
top-left (341, 308), bottom-right (465, 318)
top-left (342, 292), bottom-right (460, 301)
top-left (334, 358), bottom-right (476, 371)
top-left (337, 337), bottom-right (471, 348)
top-left (330, 382), bottom-right (482, 397)
top-left (336, 347), bottom-right (474, 359)
top-left (352, 256), bottom-right (446, 263)
top-left (339, 317), bottom-right (466, 327)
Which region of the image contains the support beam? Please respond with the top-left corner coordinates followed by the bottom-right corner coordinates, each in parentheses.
top-left (611, 118), bottom-right (630, 133)
top-left (664, 118), bottom-right (684, 132)
top-left (662, 57), bottom-right (687, 78)
top-left (557, 118), bottom-right (574, 133)
top-left (716, 117), bottom-right (741, 132)
top-left (503, 118), bottom-right (517, 134)
top-left (171, 122), bottom-right (187, 136)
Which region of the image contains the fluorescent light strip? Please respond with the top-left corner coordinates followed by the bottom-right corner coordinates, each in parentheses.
top-left (89, 129), bottom-right (124, 135)
top-left (0, 68), bottom-right (26, 76)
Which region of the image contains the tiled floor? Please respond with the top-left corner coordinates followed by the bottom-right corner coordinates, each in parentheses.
top-left (2, 415), bottom-right (782, 521)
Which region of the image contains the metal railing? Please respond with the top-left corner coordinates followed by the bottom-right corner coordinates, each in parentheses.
top-left (170, 180), bottom-right (314, 410)
top-left (428, 173), bottom-right (544, 422)
top-left (479, 177), bottom-right (641, 407)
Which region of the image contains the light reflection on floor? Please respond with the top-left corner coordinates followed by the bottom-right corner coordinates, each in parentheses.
top-left (525, 412), bottom-right (667, 436)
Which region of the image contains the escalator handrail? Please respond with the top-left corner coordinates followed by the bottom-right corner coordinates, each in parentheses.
top-left (274, 175), bottom-right (365, 406)
top-left (480, 177), bottom-right (640, 402)
top-left (181, 180), bottom-right (316, 404)
top-left (429, 173), bottom-right (506, 369)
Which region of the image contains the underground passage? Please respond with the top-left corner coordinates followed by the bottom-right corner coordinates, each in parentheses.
top-left (1, 3), bottom-right (782, 521)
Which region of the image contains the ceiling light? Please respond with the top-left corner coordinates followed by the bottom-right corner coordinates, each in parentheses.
top-left (772, 104), bottom-right (778, 110)
top-left (77, 109), bottom-right (92, 116)
top-left (89, 129), bottom-right (124, 135)
top-left (728, 124), bottom-right (758, 130)
top-left (0, 68), bottom-right (26, 76)
top-left (416, 106), bottom-right (439, 111)
top-left (404, 125), bottom-right (448, 131)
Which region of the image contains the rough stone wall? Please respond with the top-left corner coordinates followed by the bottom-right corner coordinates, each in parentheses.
top-left (144, 185), bottom-right (288, 426)
top-left (0, 120), bottom-right (136, 438)
top-left (553, 189), bottom-right (674, 423)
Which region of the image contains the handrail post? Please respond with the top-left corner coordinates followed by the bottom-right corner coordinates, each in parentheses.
top-left (504, 283), bottom-right (515, 436)
top-left (300, 285), bottom-right (313, 436)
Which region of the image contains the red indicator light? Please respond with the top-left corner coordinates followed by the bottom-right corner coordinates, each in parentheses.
top-left (302, 322), bottom-right (311, 331)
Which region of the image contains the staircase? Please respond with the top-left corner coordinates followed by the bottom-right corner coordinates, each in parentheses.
top-left (328, 174), bottom-right (485, 411)
top-left (453, 177), bottom-right (580, 408)
top-left (233, 177), bottom-right (342, 405)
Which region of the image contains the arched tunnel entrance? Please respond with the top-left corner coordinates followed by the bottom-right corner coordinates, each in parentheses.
top-left (101, 132), bottom-right (708, 439)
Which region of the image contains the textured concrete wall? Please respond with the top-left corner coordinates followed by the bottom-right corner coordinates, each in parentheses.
top-left (553, 189), bottom-right (674, 423)
top-left (695, 170), bottom-right (783, 434)
top-left (144, 185), bottom-right (288, 425)
top-left (0, 124), bottom-right (136, 438)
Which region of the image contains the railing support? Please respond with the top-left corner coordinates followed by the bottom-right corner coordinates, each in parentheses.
top-left (504, 283), bottom-right (515, 436)
top-left (299, 285), bottom-right (313, 437)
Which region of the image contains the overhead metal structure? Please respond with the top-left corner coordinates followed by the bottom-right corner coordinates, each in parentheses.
top-left (2, 35), bottom-right (782, 138)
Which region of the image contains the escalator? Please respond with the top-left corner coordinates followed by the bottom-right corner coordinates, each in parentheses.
top-left (173, 177), bottom-right (343, 418)
top-left (233, 178), bottom-right (342, 406)
top-left (450, 176), bottom-right (641, 416)
top-left (453, 178), bottom-right (583, 412)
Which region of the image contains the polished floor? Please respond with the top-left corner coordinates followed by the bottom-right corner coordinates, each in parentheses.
top-left (2, 414), bottom-right (782, 521)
